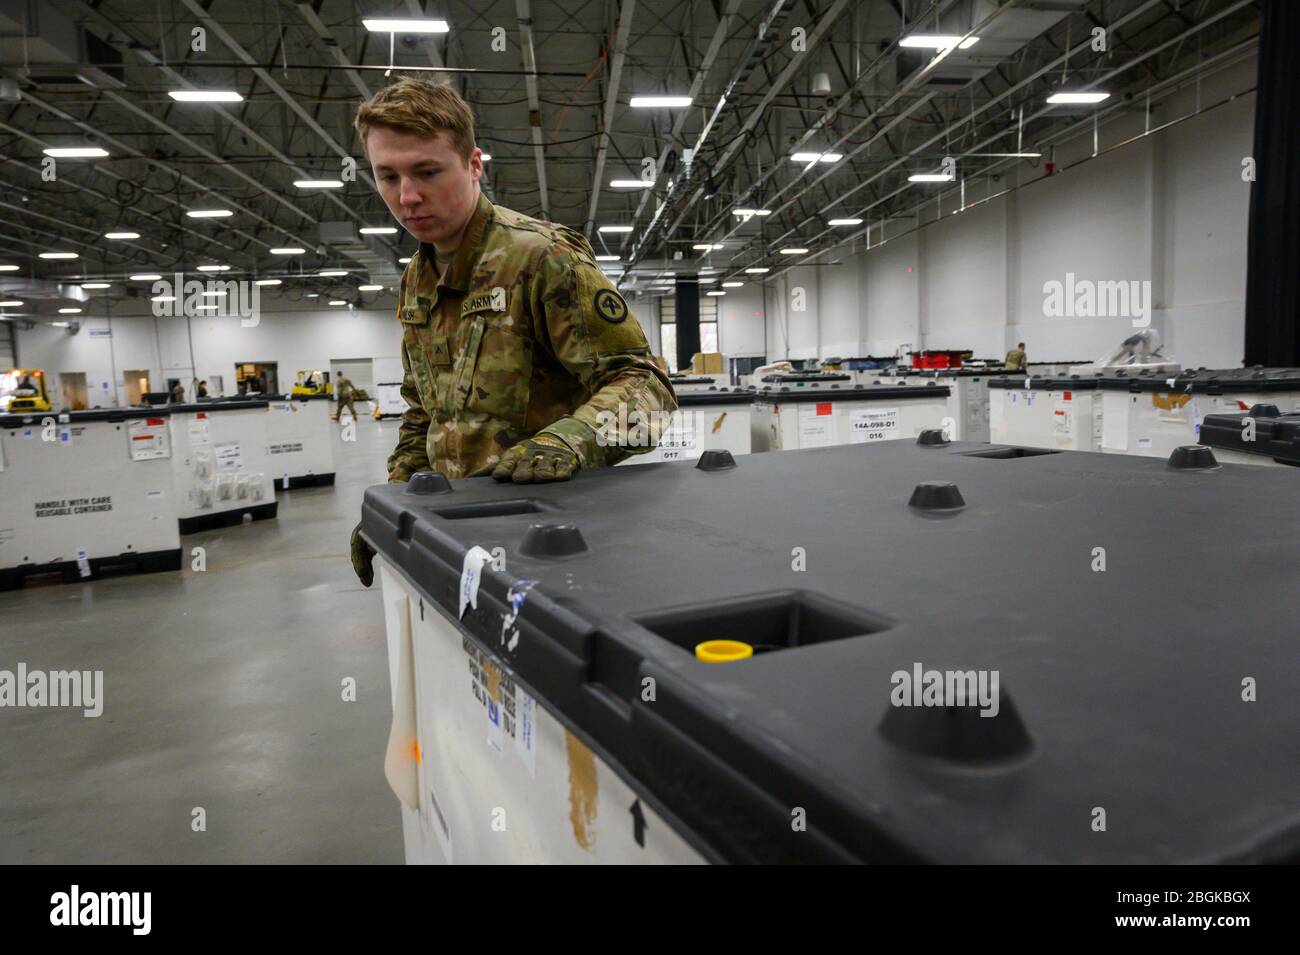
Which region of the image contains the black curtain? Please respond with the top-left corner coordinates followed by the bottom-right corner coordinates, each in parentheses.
top-left (1244, 0), bottom-right (1300, 366)
top-left (675, 279), bottom-right (701, 371)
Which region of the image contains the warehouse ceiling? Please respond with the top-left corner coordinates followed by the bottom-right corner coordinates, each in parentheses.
top-left (0, 0), bottom-right (1262, 320)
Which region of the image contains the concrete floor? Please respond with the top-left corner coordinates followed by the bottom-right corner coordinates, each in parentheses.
top-left (0, 416), bottom-right (405, 863)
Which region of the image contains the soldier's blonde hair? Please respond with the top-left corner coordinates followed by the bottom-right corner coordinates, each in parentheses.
top-left (354, 78), bottom-right (477, 163)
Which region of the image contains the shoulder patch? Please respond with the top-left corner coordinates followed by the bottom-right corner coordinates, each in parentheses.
top-left (593, 287), bottom-right (628, 324)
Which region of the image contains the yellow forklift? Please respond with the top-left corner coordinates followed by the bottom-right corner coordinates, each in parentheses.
top-left (291, 369), bottom-right (333, 397)
top-left (1, 369), bottom-right (53, 413)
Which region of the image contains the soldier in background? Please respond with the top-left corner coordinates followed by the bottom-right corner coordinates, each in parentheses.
top-left (1004, 342), bottom-right (1028, 371)
top-left (195, 380), bottom-right (209, 399)
top-left (170, 381), bottom-right (185, 403)
top-left (349, 78), bottom-right (675, 586)
top-left (334, 374), bottom-right (357, 424)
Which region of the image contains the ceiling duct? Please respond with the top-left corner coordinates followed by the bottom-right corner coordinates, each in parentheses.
top-left (0, 1), bottom-right (126, 90)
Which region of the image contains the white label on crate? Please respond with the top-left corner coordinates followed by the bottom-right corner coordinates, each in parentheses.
top-left (1137, 437), bottom-right (1153, 450)
top-left (22, 428), bottom-right (33, 439)
top-left (797, 402), bottom-right (835, 447)
top-left (269, 442), bottom-right (303, 455)
top-left (1192, 401), bottom-right (1203, 437)
top-left (282, 473), bottom-right (290, 489)
top-left (214, 442), bottom-right (242, 471)
top-left (127, 417), bottom-right (170, 461)
top-left (76, 547), bottom-right (91, 579)
top-left (188, 418), bottom-right (211, 446)
top-left (849, 407), bottom-right (899, 443)
top-left (35, 496), bottom-right (112, 518)
top-left (146, 490), bottom-right (163, 500)
top-left (515, 689), bottom-right (537, 777)
top-left (1053, 402), bottom-right (1073, 438)
top-left (1011, 392), bottom-right (1018, 404)
top-left (59, 426), bottom-right (71, 446)
top-left (458, 546), bottom-right (492, 619)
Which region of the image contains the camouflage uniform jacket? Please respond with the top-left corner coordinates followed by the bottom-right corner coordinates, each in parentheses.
top-left (387, 191), bottom-right (677, 481)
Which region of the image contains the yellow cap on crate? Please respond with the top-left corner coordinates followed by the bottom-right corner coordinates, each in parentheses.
top-left (694, 640), bottom-right (754, 663)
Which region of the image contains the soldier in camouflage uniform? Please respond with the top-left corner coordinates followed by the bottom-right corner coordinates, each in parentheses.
top-left (349, 79), bottom-right (676, 586)
top-left (334, 374), bottom-right (358, 423)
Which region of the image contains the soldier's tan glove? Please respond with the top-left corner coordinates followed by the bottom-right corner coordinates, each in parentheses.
top-left (488, 434), bottom-right (579, 483)
top-left (351, 521), bottom-right (376, 587)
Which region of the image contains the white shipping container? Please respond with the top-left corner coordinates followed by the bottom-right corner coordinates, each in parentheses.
top-left (750, 383), bottom-right (950, 452)
top-left (168, 401), bottom-right (277, 533)
top-left (264, 394), bottom-right (336, 488)
top-left (0, 408), bottom-right (181, 588)
top-left (988, 377), bottom-right (1104, 451)
top-left (616, 390), bottom-right (752, 466)
top-left (374, 382), bottom-right (406, 419)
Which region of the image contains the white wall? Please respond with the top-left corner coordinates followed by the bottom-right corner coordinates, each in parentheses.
top-left (704, 55), bottom-right (1257, 370)
top-left (18, 306), bottom-right (405, 407)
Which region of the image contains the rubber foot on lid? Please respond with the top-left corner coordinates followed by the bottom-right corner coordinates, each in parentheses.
top-left (878, 687), bottom-right (1033, 762)
top-left (1167, 445), bottom-right (1218, 470)
top-left (1248, 403), bottom-right (1280, 419)
top-left (519, 522), bottom-right (588, 557)
top-left (917, 429), bottom-right (950, 447)
top-left (908, 481), bottom-right (965, 510)
top-left (696, 449), bottom-right (737, 471)
top-left (406, 471), bottom-right (452, 494)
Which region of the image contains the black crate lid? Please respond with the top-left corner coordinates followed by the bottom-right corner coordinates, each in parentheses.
top-left (361, 441), bottom-right (1300, 864)
top-left (988, 374), bottom-right (1101, 390)
top-left (1, 406), bottom-right (172, 427)
top-left (751, 383), bottom-right (950, 402)
top-left (168, 399), bottom-right (270, 413)
top-left (910, 367), bottom-right (1023, 379)
top-left (675, 388), bottom-right (762, 406)
top-left (1198, 409), bottom-right (1300, 464)
top-left (668, 376), bottom-right (718, 386)
top-left (759, 373), bottom-right (853, 384)
top-left (264, 392), bottom-right (332, 402)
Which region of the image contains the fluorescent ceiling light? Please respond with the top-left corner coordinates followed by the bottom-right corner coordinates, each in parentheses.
top-left (721, 281), bottom-right (744, 288)
top-left (329, 300), bottom-right (349, 306)
top-left (359, 227), bottom-right (398, 235)
top-left (698, 277), bottom-right (717, 283)
top-left (168, 90), bottom-right (243, 102)
top-left (909, 173), bottom-right (954, 182)
top-left (363, 18), bottom-right (449, 33)
top-left (40, 252), bottom-right (79, 259)
top-left (610, 179), bottom-right (654, 189)
top-left (692, 243), bottom-right (724, 250)
top-left (131, 274), bottom-right (163, 281)
top-left (744, 267), bottom-right (770, 274)
top-left (780, 248), bottom-right (809, 255)
top-left (270, 247), bottom-right (305, 255)
top-left (827, 218), bottom-right (863, 226)
top-left (305, 293), bottom-right (319, 298)
top-left (594, 255), bottom-right (620, 262)
top-left (253, 279), bottom-right (281, 286)
top-left (479, 152), bottom-right (492, 161)
top-left (186, 209), bottom-right (233, 218)
top-left (706, 291), bottom-right (726, 296)
top-left (197, 265), bottom-right (230, 272)
top-left (732, 208), bottom-right (771, 217)
top-left (192, 305), bottom-right (219, 311)
top-left (200, 290), bottom-right (226, 297)
top-left (51, 321), bottom-right (70, 327)
top-left (630, 96), bottom-right (691, 108)
top-left (0, 265), bottom-right (19, 272)
top-left (58, 308), bottom-right (83, 314)
top-left (294, 180), bottom-right (344, 189)
top-left (598, 225), bottom-right (633, 233)
top-left (42, 147), bottom-right (108, 158)
top-left (1046, 91), bottom-right (1110, 104)
top-left (900, 35), bottom-right (978, 50)
top-left (0, 300), bottom-right (24, 306)
top-left (398, 257), bottom-right (412, 264)
top-left (318, 270), bottom-right (349, 277)
top-left (790, 152), bottom-right (843, 163)
top-left (104, 231), bottom-right (139, 240)
top-left (358, 284), bottom-right (384, 292)
top-left (81, 283), bottom-right (111, 289)
top-left (151, 296), bottom-right (176, 302)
